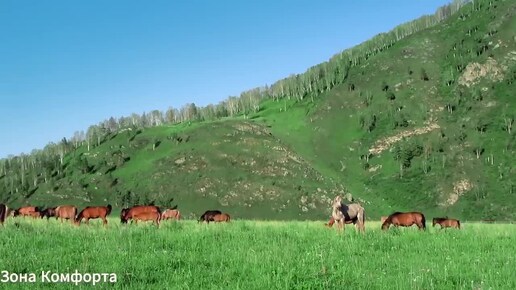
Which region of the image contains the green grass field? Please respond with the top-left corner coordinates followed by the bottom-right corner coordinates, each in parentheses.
top-left (0, 218), bottom-right (515, 289)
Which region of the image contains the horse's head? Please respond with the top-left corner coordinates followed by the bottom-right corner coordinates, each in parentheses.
top-left (381, 221), bottom-right (390, 230)
top-left (332, 196), bottom-right (342, 209)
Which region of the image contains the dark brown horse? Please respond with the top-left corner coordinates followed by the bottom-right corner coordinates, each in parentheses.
top-left (381, 212), bottom-right (426, 231)
top-left (131, 211), bottom-right (161, 227)
top-left (75, 205), bottom-right (112, 226)
top-left (0, 204), bottom-right (8, 226)
top-left (55, 205), bottom-right (77, 224)
top-left (40, 207), bottom-right (57, 220)
top-left (432, 217), bottom-right (461, 229)
top-left (211, 213), bottom-right (230, 223)
top-left (121, 205), bottom-right (160, 224)
top-left (120, 208), bottom-right (129, 223)
top-left (199, 210), bottom-right (222, 223)
top-left (14, 206), bottom-right (40, 217)
top-left (161, 209), bottom-right (181, 221)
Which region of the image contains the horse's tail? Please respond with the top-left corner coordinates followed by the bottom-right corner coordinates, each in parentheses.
top-left (75, 209), bottom-right (83, 223)
top-left (421, 213), bottom-right (426, 230)
top-left (457, 220), bottom-right (461, 229)
top-left (106, 204), bottom-right (112, 216)
top-left (0, 204), bottom-right (6, 225)
top-left (226, 214), bottom-right (231, 222)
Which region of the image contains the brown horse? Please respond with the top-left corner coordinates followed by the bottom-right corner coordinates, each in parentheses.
top-left (131, 211), bottom-right (161, 228)
top-left (381, 212), bottom-right (426, 231)
top-left (324, 216), bottom-right (356, 228)
top-left (55, 205), bottom-right (77, 224)
top-left (0, 204), bottom-right (8, 226)
top-left (75, 205), bottom-right (112, 226)
top-left (199, 210), bottom-right (222, 223)
top-left (14, 206), bottom-right (40, 217)
top-left (122, 205), bottom-right (160, 224)
top-left (40, 207), bottom-right (57, 220)
top-left (211, 213), bottom-right (230, 223)
top-left (432, 217), bottom-right (461, 229)
top-left (161, 209), bottom-right (181, 221)
top-left (331, 196), bottom-right (365, 233)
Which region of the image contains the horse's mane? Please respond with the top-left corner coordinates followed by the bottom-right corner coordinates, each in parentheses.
top-left (433, 217), bottom-right (447, 222)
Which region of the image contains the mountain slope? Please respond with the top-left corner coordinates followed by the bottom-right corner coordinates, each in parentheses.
top-left (1, 0), bottom-right (515, 220)
top-left (259, 0), bottom-right (516, 220)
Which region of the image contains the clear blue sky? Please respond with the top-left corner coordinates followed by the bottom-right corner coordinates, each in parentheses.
top-left (0, 0), bottom-right (451, 158)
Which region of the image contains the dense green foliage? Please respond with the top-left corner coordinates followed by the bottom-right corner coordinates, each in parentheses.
top-left (0, 219), bottom-right (515, 289)
top-left (1, 0), bottom-right (515, 220)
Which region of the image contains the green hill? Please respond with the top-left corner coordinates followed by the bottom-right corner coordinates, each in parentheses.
top-left (1, 0), bottom-right (515, 220)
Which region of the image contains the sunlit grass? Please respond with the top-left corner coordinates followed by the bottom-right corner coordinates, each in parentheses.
top-left (0, 218), bottom-right (515, 289)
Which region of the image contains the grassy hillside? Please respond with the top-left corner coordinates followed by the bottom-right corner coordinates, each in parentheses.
top-left (1, 0), bottom-right (515, 220)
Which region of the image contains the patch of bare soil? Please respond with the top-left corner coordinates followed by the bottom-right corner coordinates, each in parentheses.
top-left (368, 123), bottom-right (440, 155)
top-left (458, 58), bottom-right (505, 87)
top-left (439, 179), bottom-right (473, 207)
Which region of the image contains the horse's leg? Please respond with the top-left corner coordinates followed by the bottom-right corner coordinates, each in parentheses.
top-left (102, 216), bottom-right (107, 226)
top-left (338, 220), bottom-right (343, 232)
top-left (85, 218), bottom-right (89, 225)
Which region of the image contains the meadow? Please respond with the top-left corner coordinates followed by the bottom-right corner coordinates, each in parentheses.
top-left (0, 218), bottom-right (515, 289)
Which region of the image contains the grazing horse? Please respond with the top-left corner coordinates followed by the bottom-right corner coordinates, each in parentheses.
top-left (0, 204), bottom-right (8, 226)
top-left (432, 217), bottom-right (460, 229)
top-left (161, 209), bottom-right (181, 221)
top-left (331, 196), bottom-right (365, 232)
top-left (381, 212), bottom-right (426, 231)
top-left (75, 205), bottom-right (112, 226)
top-left (131, 211), bottom-right (161, 228)
top-left (324, 216), bottom-right (335, 227)
top-left (199, 210), bottom-right (222, 223)
top-left (40, 207), bottom-right (57, 220)
top-left (324, 216), bottom-right (356, 228)
top-left (121, 205), bottom-right (160, 224)
top-left (14, 206), bottom-right (40, 217)
top-left (55, 205), bottom-right (77, 224)
top-left (211, 213), bottom-right (230, 223)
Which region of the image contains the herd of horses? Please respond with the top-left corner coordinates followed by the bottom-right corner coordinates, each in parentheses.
top-left (0, 203), bottom-right (230, 228)
top-left (0, 196), bottom-right (461, 231)
top-left (324, 195), bottom-right (461, 232)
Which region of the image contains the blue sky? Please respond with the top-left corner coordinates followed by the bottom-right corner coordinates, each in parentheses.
top-left (0, 0), bottom-right (451, 158)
